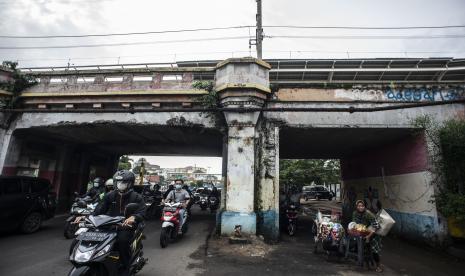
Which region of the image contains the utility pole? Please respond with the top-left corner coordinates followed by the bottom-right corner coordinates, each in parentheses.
top-left (256, 0), bottom-right (263, 59)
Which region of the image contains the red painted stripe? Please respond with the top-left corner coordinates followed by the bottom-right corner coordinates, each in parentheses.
top-left (341, 133), bottom-right (428, 180)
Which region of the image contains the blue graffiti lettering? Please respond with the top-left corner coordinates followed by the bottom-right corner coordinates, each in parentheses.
top-left (384, 88), bottom-right (464, 102)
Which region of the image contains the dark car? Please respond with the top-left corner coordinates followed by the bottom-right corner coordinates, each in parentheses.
top-left (303, 185), bottom-right (334, 201)
top-left (0, 176), bottom-right (56, 233)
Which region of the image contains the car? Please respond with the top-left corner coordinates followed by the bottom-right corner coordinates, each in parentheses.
top-left (303, 185), bottom-right (334, 201)
top-left (0, 176), bottom-right (56, 233)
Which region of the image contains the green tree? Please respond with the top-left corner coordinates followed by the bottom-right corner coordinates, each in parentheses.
top-left (117, 155), bottom-right (133, 170)
top-left (280, 159), bottom-right (341, 190)
top-left (1, 61), bottom-right (37, 108)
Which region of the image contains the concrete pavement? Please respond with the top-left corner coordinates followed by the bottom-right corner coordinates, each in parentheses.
top-left (0, 206), bottom-right (215, 276)
top-left (1, 201), bottom-right (464, 276)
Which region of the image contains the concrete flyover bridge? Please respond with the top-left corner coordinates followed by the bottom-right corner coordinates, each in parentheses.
top-left (0, 57), bottom-right (464, 244)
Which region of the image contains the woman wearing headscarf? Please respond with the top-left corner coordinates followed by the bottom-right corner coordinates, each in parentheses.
top-left (352, 200), bottom-right (383, 273)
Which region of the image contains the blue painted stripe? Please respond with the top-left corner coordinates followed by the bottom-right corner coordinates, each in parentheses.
top-left (385, 209), bottom-right (441, 243)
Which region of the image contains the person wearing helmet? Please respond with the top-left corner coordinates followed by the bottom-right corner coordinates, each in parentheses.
top-left (163, 183), bottom-right (175, 200)
top-left (74, 170), bottom-right (146, 275)
top-left (164, 179), bottom-right (190, 234)
top-left (85, 177), bottom-right (105, 201)
top-left (104, 178), bottom-right (114, 193)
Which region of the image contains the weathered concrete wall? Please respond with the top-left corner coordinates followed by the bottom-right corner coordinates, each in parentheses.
top-left (221, 112), bottom-right (260, 235)
top-left (340, 133), bottom-right (444, 244)
top-left (265, 102), bottom-right (465, 128)
top-left (255, 120), bottom-right (280, 241)
top-left (276, 86), bottom-right (465, 102)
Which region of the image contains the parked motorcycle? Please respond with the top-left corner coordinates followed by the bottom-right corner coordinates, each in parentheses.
top-left (209, 196), bottom-right (219, 213)
top-left (64, 195), bottom-right (98, 239)
top-left (198, 195), bottom-right (209, 211)
top-left (159, 202), bottom-right (188, 248)
top-left (68, 203), bottom-right (147, 276)
top-left (285, 203), bottom-right (298, 236)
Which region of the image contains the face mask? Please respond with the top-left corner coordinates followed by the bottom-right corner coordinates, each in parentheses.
top-left (93, 182), bottom-right (100, 188)
top-left (117, 182), bottom-right (128, 192)
top-left (175, 184), bottom-right (182, 190)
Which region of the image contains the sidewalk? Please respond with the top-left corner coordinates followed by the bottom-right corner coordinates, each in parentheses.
top-left (191, 203), bottom-right (465, 276)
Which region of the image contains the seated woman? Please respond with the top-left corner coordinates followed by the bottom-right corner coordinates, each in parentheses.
top-left (352, 200), bottom-right (383, 273)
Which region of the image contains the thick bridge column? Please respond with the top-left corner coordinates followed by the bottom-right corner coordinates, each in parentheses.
top-left (256, 121), bottom-right (280, 241)
top-left (0, 130), bottom-right (22, 175)
top-left (222, 112), bottom-right (260, 234)
top-left (216, 58), bottom-right (271, 235)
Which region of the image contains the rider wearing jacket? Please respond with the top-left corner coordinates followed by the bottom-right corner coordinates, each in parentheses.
top-left (85, 177), bottom-right (106, 201)
top-left (76, 170), bottom-right (146, 276)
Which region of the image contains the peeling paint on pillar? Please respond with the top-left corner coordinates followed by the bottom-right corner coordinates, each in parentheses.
top-left (256, 121), bottom-right (280, 241)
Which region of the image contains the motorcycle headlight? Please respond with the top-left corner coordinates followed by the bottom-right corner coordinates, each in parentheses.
top-left (163, 215), bottom-right (173, 220)
top-left (94, 244), bottom-right (112, 258)
top-left (74, 248), bottom-right (94, 263)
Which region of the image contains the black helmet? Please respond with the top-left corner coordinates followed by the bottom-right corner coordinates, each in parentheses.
top-left (113, 170), bottom-right (135, 193)
top-left (153, 184), bottom-right (160, 191)
top-left (93, 177), bottom-right (104, 188)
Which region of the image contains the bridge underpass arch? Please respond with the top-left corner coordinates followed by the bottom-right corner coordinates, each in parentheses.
top-left (1, 112), bottom-right (224, 210)
top-left (278, 126), bottom-right (442, 244)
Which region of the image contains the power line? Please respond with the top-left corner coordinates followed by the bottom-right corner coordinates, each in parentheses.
top-left (268, 34), bottom-right (465, 40)
top-left (0, 36), bottom-right (251, 50)
top-left (264, 24), bottom-right (465, 30)
top-left (2, 24), bottom-right (465, 39)
top-left (0, 26), bottom-right (254, 39)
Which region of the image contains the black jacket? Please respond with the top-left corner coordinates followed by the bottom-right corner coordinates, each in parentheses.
top-left (93, 189), bottom-right (146, 223)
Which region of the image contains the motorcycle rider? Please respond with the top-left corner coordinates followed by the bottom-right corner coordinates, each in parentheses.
top-left (85, 177), bottom-right (106, 201)
top-left (163, 183), bottom-right (174, 200)
top-left (209, 186), bottom-right (220, 200)
top-left (182, 184), bottom-right (194, 215)
top-left (74, 170), bottom-right (146, 276)
top-left (164, 179), bottom-right (190, 234)
top-left (105, 178), bottom-right (114, 193)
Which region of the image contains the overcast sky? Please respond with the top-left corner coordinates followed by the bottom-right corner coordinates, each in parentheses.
top-left (1, 0), bottom-right (464, 171)
top-left (0, 0), bottom-right (464, 67)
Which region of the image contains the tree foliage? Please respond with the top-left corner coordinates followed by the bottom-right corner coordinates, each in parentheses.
top-left (414, 116), bottom-right (465, 224)
top-left (117, 155), bottom-right (132, 171)
top-left (192, 80), bottom-right (218, 108)
top-left (280, 159), bottom-right (341, 190)
top-left (1, 61), bottom-right (37, 108)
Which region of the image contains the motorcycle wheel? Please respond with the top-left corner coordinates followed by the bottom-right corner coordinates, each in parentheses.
top-left (287, 223), bottom-right (296, 236)
top-left (160, 227), bottom-right (171, 248)
top-left (64, 221), bottom-right (77, 239)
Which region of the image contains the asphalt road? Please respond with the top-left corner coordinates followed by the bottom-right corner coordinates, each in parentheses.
top-left (0, 205), bottom-right (215, 276)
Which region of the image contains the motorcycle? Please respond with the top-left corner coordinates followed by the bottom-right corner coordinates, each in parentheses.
top-left (285, 203), bottom-right (298, 236)
top-left (198, 195), bottom-right (209, 211)
top-left (68, 203), bottom-right (147, 276)
top-left (159, 202), bottom-right (188, 248)
top-left (209, 196), bottom-right (219, 213)
top-left (143, 193), bottom-right (163, 220)
top-left (64, 195), bottom-right (99, 239)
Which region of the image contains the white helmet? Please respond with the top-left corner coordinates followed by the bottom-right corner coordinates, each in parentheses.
top-left (105, 179), bottom-right (114, 187)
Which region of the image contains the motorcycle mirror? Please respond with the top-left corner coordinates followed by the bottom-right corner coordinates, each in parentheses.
top-left (125, 203), bottom-right (140, 218)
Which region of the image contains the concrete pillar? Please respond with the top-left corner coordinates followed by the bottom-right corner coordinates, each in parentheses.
top-left (221, 112), bottom-right (260, 234)
top-left (215, 58), bottom-right (271, 236)
top-left (256, 122), bottom-right (280, 241)
top-left (0, 130), bottom-right (21, 175)
top-left (53, 145), bottom-right (75, 211)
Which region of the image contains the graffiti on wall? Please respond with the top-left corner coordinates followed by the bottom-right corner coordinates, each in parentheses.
top-left (384, 87), bottom-right (464, 102)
